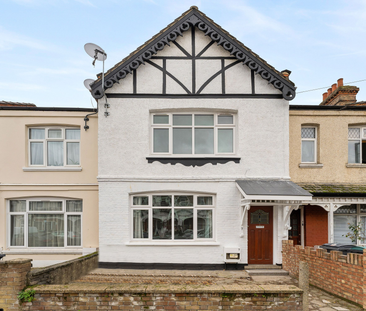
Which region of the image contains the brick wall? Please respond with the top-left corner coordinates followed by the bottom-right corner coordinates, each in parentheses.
top-left (0, 258), bottom-right (32, 311)
top-left (20, 292), bottom-right (302, 310)
top-left (304, 205), bottom-right (328, 246)
top-left (282, 240), bottom-right (365, 308)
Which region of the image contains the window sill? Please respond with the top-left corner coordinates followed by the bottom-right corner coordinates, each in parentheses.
top-left (298, 163), bottom-right (323, 169)
top-left (23, 167), bottom-right (82, 172)
top-left (3, 248), bottom-right (83, 255)
top-left (146, 157), bottom-right (240, 167)
top-left (126, 241), bottom-right (220, 246)
top-left (346, 164), bottom-right (366, 168)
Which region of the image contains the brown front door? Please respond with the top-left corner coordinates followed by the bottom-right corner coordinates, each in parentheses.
top-left (289, 209), bottom-right (301, 246)
top-left (248, 206), bottom-right (273, 264)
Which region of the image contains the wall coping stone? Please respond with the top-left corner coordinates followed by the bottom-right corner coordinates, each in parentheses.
top-left (0, 258), bottom-right (32, 264)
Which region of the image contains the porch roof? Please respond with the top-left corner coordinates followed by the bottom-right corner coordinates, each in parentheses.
top-left (236, 179), bottom-right (312, 201)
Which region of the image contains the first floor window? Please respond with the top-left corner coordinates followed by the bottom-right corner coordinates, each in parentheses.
top-left (348, 127), bottom-right (366, 164)
top-left (334, 204), bottom-right (366, 244)
top-left (9, 199), bottom-right (82, 248)
top-left (132, 193), bottom-right (214, 241)
top-left (29, 127), bottom-right (80, 166)
top-left (301, 127), bottom-right (316, 163)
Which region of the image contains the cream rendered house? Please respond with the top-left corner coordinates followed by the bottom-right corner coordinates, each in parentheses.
top-left (92, 7), bottom-right (311, 268)
top-left (0, 103), bottom-right (98, 267)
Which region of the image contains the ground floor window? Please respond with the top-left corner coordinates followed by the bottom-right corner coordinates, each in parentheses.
top-left (334, 204), bottom-right (366, 244)
top-left (8, 199), bottom-right (82, 248)
top-left (131, 193), bottom-right (214, 241)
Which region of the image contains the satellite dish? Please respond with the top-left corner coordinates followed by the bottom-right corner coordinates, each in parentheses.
top-left (84, 79), bottom-right (95, 91)
top-left (84, 43), bottom-right (107, 64)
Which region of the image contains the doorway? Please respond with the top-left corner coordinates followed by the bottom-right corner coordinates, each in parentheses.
top-left (248, 206), bottom-right (273, 264)
top-left (289, 209), bottom-right (301, 246)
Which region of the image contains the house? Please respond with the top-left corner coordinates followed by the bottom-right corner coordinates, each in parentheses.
top-left (289, 79), bottom-right (366, 247)
top-left (91, 6), bottom-right (312, 268)
top-left (0, 102), bottom-right (99, 267)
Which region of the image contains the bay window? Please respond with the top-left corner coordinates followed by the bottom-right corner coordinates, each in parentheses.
top-left (131, 193), bottom-right (214, 241)
top-left (29, 127), bottom-right (80, 166)
top-left (152, 113), bottom-right (235, 155)
top-left (8, 199), bottom-right (82, 248)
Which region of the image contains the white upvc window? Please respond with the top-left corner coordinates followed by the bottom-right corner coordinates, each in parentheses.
top-left (151, 113), bottom-right (235, 155)
top-left (348, 127), bottom-right (366, 164)
top-left (334, 204), bottom-right (366, 245)
top-left (29, 127), bottom-right (80, 167)
top-left (301, 127), bottom-right (316, 163)
top-left (131, 193), bottom-right (214, 241)
top-left (8, 199), bottom-right (82, 248)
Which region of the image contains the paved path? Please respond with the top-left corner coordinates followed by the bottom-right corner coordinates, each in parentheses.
top-left (79, 269), bottom-right (362, 311)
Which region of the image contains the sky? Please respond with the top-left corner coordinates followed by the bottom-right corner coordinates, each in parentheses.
top-left (1, 0), bottom-right (366, 108)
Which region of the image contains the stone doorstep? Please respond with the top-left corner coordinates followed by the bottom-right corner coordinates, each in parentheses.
top-left (245, 265), bottom-right (282, 270)
top-left (32, 283), bottom-right (302, 294)
top-left (246, 270), bottom-right (289, 277)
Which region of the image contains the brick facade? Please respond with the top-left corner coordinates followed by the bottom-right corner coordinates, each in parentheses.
top-left (282, 240), bottom-right (366, 308)
top-left (304, 205), bottom-right (328, 246)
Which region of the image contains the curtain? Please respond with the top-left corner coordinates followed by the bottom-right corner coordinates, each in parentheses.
top-left (65, 129), bottom-right (80, 140)
top-left (66, 200), bottom-right (82, 212)
top-left (67, 142), bottom-right (80, 165)
top-left (30, 142), bottom-right (44, 165)
top-left (29, 201), bottom-right (62, 211)
top-left (67, 215), bottom-right (81, 246)
top-left (29, 128), bottom-right (44, 139)
top-left (197, 210), bottom-right (212, 238)
top-left (10, 200), bottom-right (26, 212)
top-left (47, 141), bottom-right (63, 166)
top-left (334, 215), bottom-right (356, 244)
top-left (10, 215), bottom-right (24, 246)
top-left (133, 210), bottom-right (148, 238)
top-left (28, 214), bottom-right (64, 247)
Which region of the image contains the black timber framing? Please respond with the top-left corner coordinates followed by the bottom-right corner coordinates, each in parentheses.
top-left (90, 7), bottom-right (296, 100)
top-left (106, 94), bottom-right (283, 99)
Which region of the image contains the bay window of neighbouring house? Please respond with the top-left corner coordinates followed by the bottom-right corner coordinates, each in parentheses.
top-left (301, 127), bottom-right (316, 163)
top-left (131, 193), bottom-right (214, 241)
top-left (151, 113), bottom-right (235, 155)
top-left (348, 127), bottom-right (366, 164)
top-left (8, 199), bottom-right (82, 248)
top-left (29, 127), bottom-right (80, 166)
top-left (334, 204), bottom-right (366, 244)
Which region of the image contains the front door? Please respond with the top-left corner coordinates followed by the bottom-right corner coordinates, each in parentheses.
top-left (289, 209), bottom-right (301, 246)
top-left (248, 206), bottom-right (273, 264)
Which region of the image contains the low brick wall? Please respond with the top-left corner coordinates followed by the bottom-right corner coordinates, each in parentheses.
top-left (28, 251), bottom-right (98, 285)
top-left (282, 240), bottom-right (365, 308)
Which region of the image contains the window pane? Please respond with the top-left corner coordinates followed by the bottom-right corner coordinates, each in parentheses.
top-left (301, 128), bottom-right (315, 139)
top-left (30, 142), bottom-right (44, 165)
top-left (153, 195), bottom-right (172, 207)
top-left (133, 210), bottom-right (149, 238)
top-left (349, 128), bottom-right (360, 139)
top-left (67, 142), bottom-right (80, 165)
top-left (66, 200), bottom-right (82, 212)
top-left (48, 141), bottom-right (63, 166)
top-left (153, 209), bottom-right (172, 240)
top-left (360, 217), bottom-right (366, 244)
top-left (173, 128), bottom-right (192, 154)
top-left (173, 114), bottom-right (192, 126)
top-left (28, 214), bottom-right (64, 247)
top-left (360, 205), bottom-right (366, 213)
top-left (334, 215), bottom-right (356, 244)
top-left (29, 201), bottom-right (62, 211)
top-left (153, 115), bottom-right (169, 124)
top-left (334, 205), bottom-right (357, 214)
top-left (48, 129), bottom-right (62, 139)
top-left (348, 141), bottom-right (360, 163)
top-left (197, 196), bottom-right (213, 205)
top-left (153, 129), bottom-right (169, 153)
top-left (197, 210), bottom-right (213, 238)
top-left (10, 215), bottom-right (24, 246)
top-left (301, 141), bottom-right (315, 162)
top-left (218, 115), bottom-right (233, 124)
top-left (174, 209), bottom-right (193, 239)
top-left (67, 215), bottom-right (81, 246)
top-left (10, 200), bottom-right (26, 212)
top-left (195, 115), bottom-right (214, 126)
top-left (218, 129), bottom-right (233, 153)
top-left (174, 195), bottom-right (193, 207)
top-left (133, 196), bottom-right (149, 206)
top-left (65, 129), bottom-right (80, 140)
top-left (29, 128), bottom-right (45, 139)
top-left (195, 128), bottom-right (214, 154)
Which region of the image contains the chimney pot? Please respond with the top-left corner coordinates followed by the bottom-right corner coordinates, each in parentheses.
top-left (327, 88), bottom-right (332, 96)
top-left (323, 92), bottom-right (328, 101)
top-left (332, 83), bottom-right (337, 92)
top-left (337, 78), bottom-right (344, 87)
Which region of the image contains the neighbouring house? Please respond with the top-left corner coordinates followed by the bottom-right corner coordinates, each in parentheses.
top-left (91, 6), bottom-right (312, 268)
top-left (289, 78), bottom-right (366, 247)
top-left (0, 102), bottom-right (99, 267)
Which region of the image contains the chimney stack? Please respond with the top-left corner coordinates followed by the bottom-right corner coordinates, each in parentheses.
top-left (320, 78), bottom-right (359, 106)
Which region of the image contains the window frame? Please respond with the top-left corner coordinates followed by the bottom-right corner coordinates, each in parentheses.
top-left (301, 126), bottom-right (317, 163)
top-left (150, 113), bottom-right (236, 156)
top-left (7, 198), bottom-right (83, 249)
top-left (130, 193), bottom-right (215, 242)
top-left (348, 126), bottom-right (366, 164)
top-left (28, 127), bottom-right (81, 167)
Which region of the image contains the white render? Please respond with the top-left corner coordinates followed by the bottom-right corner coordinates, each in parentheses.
top-left (98, 23), bottom-right (294, 266)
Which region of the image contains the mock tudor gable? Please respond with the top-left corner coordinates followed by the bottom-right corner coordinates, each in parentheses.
top-left (91, 6), bottom-right (296, 100)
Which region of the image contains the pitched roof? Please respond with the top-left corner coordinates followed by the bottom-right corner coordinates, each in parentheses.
top-left (297, 183), bottom-right (366, 194)
top-left (90, 6), bottom-right (296, 101)
top-left (0, 101), bottom-right (36, 107)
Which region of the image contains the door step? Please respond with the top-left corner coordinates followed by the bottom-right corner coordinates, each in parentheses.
top-left (245, 265), bottom-right (281, 270)
top-left (245, 265), bottom-right (289, 276)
